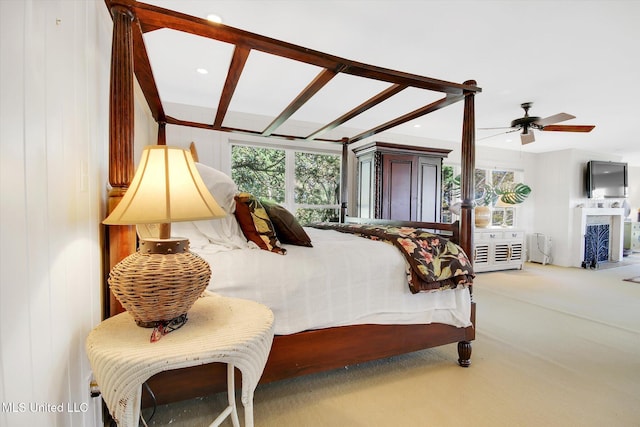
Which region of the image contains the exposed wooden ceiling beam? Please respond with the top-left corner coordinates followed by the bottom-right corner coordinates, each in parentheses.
top-left (262, 68), bottom-right (339, 137)
top-left (165, 115), bottom-right (342, 143)
top-left (349, 94), bottom-right (464, 144)
top-left (125, 0), bottom-right (480, 95)
top-left (306, 84), bottom-right (407, 141)
top-left (131, 15), bottom-right (164, 122)
top-left (213, 45), bottom-right (251, 129)
top-left (106, 0), bottom-right (481, 144)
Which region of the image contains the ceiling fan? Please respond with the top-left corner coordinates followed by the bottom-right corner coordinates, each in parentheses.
top-left (479, 102), bottom-right (595, 144)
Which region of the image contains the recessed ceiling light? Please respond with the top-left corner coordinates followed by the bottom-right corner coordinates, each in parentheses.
top-left (206, 14), bottom-right (222, 24)
top-left (413, 124), bottom-right (421, 128)
top-left (196, 68), bottom-right (208, 75)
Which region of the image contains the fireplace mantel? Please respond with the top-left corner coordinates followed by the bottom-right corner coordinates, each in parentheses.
top-left (573, 207), bottom-right (625, 267)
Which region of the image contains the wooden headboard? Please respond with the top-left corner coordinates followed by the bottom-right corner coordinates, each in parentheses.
top-left (189, 142), bottom-right (199, 163)
top-left (103, 0), bottom-right (481, 318)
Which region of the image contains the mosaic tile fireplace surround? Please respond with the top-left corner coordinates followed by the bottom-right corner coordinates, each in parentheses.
top-left (573, 208), bottom-right (625, 268)
top-left (583, 223), bottom-right (610, 268)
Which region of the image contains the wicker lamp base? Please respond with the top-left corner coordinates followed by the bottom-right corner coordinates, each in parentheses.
top-left (108, 238), bottom-right (211, 327)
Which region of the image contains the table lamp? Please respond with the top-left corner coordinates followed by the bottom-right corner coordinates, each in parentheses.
top-left (103, 145), bottom-right (225, 328)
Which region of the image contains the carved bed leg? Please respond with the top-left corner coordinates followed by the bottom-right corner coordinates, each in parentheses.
top-left (457, 341), bottom-right (472, 367)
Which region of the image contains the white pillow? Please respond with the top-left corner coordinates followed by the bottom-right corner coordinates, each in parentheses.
top-left (193, 217), bottom-right (249, 249)
top-left (194, 162), bottom-right (248, 248)
top-left (195, 162), bottom-right (237, 214)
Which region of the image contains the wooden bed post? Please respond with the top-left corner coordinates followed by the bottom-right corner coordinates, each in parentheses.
top-left (457, 79), bottom-right (477, 367)
top-left (459, 80), bottom-right (477, 267)
top-left (105, 2), bottom-right (137, 318)
top-left (340, 137), bottom-right (349, 222)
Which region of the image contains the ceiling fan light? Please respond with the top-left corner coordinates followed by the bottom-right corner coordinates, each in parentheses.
top-left (521, 131), bottom-right (535, 145)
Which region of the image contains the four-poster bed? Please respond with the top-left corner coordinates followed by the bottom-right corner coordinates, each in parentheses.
top-left (104, 0), bottom-right (481, 407)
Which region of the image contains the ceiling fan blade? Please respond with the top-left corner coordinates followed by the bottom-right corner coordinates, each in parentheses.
top-left (542, 124), bottom-right (595, 132)
top-left (521, 130), bottom-right (535, 145)
top-left (535, 112), bottom-right (575, 127)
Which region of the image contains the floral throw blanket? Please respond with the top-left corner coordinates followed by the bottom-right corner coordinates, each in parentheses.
top-left (310, 223), bottom-right (474, 293)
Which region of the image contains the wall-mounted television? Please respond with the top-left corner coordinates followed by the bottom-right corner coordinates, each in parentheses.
top-left (585, 160), bottom-right (628, 198)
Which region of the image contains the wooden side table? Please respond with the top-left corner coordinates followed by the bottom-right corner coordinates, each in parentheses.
top-left (86, 294), bottom-right (274, 427)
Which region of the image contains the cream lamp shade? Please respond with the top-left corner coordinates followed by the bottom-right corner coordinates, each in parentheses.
top-left (104, 145), bottom-right (225, 227)
top-left (103, 145), bottom-right (224, 330)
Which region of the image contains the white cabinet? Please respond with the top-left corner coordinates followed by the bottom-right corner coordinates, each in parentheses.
top-left (624, 222), bottom-right (640, 252)
top-left (473, 228), bottom-right (525, 272)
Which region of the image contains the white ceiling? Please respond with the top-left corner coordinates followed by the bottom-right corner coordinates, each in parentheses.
top-left (142, 0), bottom-right (640, 165)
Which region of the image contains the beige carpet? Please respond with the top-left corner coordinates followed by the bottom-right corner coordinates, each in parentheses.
top-left (142, 261), bottom-right (640, 427)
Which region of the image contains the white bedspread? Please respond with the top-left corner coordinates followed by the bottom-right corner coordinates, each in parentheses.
top-left (192, 227), bottom-right (472, 335)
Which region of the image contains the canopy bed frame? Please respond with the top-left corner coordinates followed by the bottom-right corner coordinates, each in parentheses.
top-left (104, 0), bottom-right (481, 406)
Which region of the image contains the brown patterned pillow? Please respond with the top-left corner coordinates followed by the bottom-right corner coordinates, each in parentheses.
top-left (261, 200), bottom-right (312, 247)
top-left (234, 193), bottom-right (286, 255)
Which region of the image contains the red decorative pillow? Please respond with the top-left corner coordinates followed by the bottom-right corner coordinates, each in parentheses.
top-left (234, 193), bottom-right (286, 255)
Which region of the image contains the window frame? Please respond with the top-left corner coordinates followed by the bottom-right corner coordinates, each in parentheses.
top-left (442, 163), bottom-right (524, 227)
top-left (230, 140), bottom-right (342, 220)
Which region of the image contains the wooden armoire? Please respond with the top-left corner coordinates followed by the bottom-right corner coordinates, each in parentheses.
top-left (353, 142), bottom-right (451, 222)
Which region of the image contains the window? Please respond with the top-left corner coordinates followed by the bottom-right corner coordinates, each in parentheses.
top-left (231, 145), bottom-right (285, 201)
top-left (231, 144), bottom-right (341, 224)
top-left (486, 169), bottom-right (516, 227)
top-left (441, 165), bottom-right (458, 224)
top-left (442, 165), bottom-right (520, 227)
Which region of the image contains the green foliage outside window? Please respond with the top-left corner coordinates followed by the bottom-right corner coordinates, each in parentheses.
top-left (296, 208), bottom-right (339, 224)
top-left (294, 152), bottom-right (340, 205)
top-left (231, 145), bottom-right (340, 225)
top-left (441, 165), bottom-right (457, 223)
top-left (231, 145), bottom-right (285, 202)
top-left (294, 152), bottom-right (340, 224)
